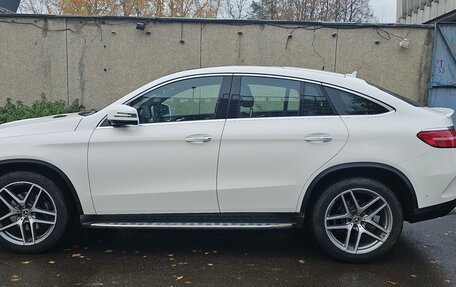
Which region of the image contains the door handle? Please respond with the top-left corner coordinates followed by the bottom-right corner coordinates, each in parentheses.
top-left (185, 134), bottom-right (212, 144)
top-left (304, 133), bottom-right (332, 143)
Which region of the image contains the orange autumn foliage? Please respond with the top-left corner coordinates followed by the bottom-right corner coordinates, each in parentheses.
top-left (50, 0), bottom-right (220, 17)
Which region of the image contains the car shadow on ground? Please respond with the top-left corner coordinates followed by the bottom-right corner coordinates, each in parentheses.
top-left (1, 220), bottom-right (453, 287)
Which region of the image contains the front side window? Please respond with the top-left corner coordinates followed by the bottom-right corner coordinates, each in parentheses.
top-left (130, 77), bottom-right (224, 124)
top-left (323, 86), bottom-right (389, 115)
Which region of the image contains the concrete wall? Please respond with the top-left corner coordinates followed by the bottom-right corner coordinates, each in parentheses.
top-left (0, 16), bottom-right (434, 110)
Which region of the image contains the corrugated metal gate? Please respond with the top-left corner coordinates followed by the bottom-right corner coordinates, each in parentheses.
top-left (428, 24), bottom-right (456, 122)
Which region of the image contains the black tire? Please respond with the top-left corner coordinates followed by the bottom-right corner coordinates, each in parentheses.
top-left (311, 177), bottom-right (403, 263)
top-left (0, 171), bottom-right (69, 253)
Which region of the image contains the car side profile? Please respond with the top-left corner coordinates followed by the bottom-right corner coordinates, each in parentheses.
top-left (0, 66), bottom-right (455, 262)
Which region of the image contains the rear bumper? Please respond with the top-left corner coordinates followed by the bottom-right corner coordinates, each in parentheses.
top-left (408, 198), bottom-right (456, 223)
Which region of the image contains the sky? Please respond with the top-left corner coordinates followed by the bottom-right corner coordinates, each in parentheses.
top-left (370, 0), bottom-right (397, 23)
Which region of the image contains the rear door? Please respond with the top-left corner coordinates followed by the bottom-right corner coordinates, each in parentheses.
top-left (216, 75), bottom-right (349, 212)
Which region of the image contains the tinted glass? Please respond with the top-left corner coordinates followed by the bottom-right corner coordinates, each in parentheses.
top-left (301, 83), bottom-right (335, 116)
top-left (238, 77), bottom-right (301, 118)
top-left (130, 77), bottom-right (223, 124)
top-left (324, 87), bottom-right (389, 115)
top-left (370, 83), bottom-right (424, 107)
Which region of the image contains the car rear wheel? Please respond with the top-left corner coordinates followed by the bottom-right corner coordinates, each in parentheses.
top-left (311, 178), bottom-right (403, 263)
top-left (0, 171), bottom-right (68, 253)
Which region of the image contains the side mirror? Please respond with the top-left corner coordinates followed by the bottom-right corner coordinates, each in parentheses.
top-left (107, 105), bottom-right (139, 127)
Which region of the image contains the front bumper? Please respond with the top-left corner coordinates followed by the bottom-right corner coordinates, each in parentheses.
top-left (408, 198), bottom-right (456, 223)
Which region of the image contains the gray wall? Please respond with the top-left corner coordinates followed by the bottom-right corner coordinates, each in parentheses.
top-left (0, 16), bottom-right (434, 110)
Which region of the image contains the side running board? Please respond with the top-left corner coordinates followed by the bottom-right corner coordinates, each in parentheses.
top-left (86, 222), bottom-right (293, 229)
top-left (80, 213), bottom-right (304, 230)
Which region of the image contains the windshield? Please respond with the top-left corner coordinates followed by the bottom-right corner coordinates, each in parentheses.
top-left (370, 83), bottom-right (425, 107)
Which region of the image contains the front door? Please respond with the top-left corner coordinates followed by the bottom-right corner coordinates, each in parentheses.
top-left (88, 76), bottom-right (231, 214)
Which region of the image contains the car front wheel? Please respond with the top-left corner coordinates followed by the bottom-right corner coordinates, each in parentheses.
top-left (0, 171), bottom-right (69, 253)
top-left (311, 177), bottom-right (403, 263)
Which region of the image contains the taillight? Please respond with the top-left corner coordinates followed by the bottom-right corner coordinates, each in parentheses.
top-left (417, 127), bottom-right (456, 148)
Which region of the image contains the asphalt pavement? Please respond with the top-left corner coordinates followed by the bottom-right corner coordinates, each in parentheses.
top-left (0, 212), bottom-right (455, 287)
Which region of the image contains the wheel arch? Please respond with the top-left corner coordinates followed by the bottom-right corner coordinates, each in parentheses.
top-left (0, 159), bottom-right (83, 216)
top-left (301, 162), bottom-right (418, 222)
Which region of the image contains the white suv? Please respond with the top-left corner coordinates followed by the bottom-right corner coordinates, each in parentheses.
top-left (0, 66), bottom-right (455, 262)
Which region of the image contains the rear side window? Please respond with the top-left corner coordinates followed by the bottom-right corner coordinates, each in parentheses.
top-left (232, 77), bottom-right (335, 119)
top-left (301, 83), bottom-right (334, 116)
top-left (238, 77), bottom-right (301, 118)
top-left (324, 87), bottom-right (389, 115)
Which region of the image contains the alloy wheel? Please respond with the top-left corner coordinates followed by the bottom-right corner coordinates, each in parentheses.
top-left (324, 188), bottom-right (393, 254)
top-left (0, 181), bottom-right (57, 246)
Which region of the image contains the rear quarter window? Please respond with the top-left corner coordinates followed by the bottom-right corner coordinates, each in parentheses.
top-left (370, 84), bottom-right (424, 107)
top-left (323, 87), bottom-right (390, 115)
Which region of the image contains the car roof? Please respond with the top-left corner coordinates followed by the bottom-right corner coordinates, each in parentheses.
top-left (169, 65), bottom-right (362, 86)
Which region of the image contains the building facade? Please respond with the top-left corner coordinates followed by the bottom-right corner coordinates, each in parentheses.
top-left (397, 0), bottom-right (456, 23)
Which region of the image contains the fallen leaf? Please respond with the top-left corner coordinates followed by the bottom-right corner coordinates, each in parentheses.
top-left (298, 260), bottom-right (305, 264)
top-left (72, 253), bottom-right (81, 258)
top-left (184, 281), bottom-right (192, 284)
top-left (176, 276), bottom-right (184, 280)
top-left (386, 280), bottom-right (397, 286)
top-left (10, 275), bottom-right (20, 282)
top-left (11, 275), bottom-right (19, 279)
top-left (21, 261), bottom-right (31, 265)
